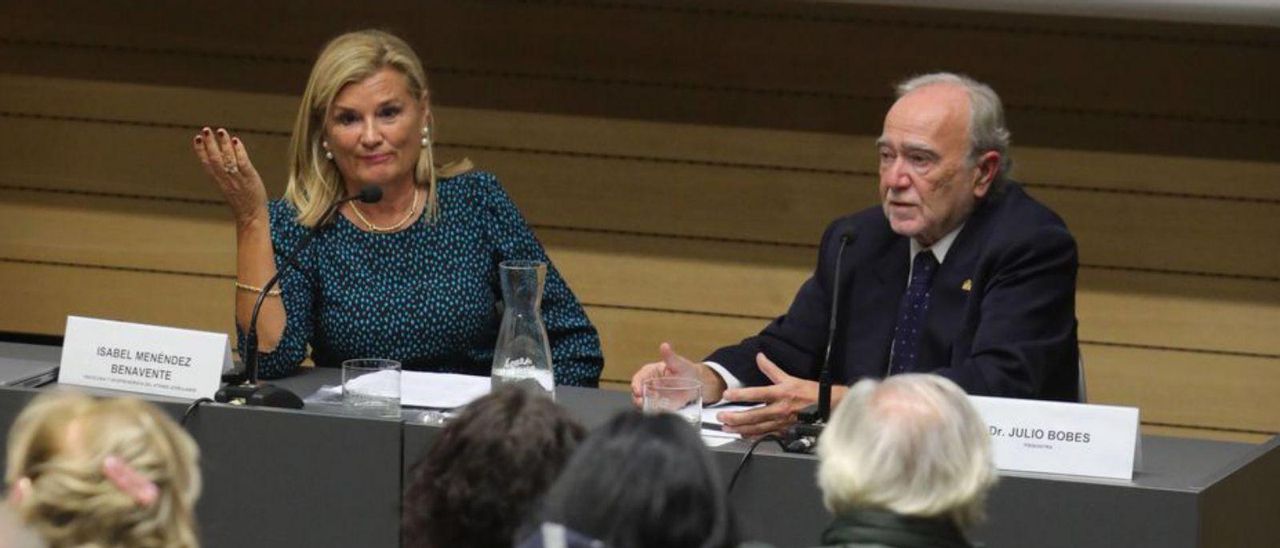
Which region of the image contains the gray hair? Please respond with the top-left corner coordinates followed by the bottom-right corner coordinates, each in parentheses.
top-left (816, 374), bottom-right (997, 529)
top-left (897, 72), bottom-right (1012, 188)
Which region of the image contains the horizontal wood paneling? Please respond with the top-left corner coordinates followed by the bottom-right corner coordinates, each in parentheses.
top-left (4, 74), bottom-right (1279, 202)
top-left (3, 110), bottom-right (1277, 280)
top-left (1, 0), bottom-right (1277, 448)
top-left (6, 260), bottom-right (1272, 438)
top-left (2, 191), bottom-right (1277, 359)
top-left (1083, 343), bottom-right (1280, 433)
top-left (1, 1), bottom-right (1277, 161)
top-left (0, 261), bottom-right (233, 337)
top-left (0, 116), bottom-right (290, 201)
top-left (1140, 425), bottom-right (1272, 445)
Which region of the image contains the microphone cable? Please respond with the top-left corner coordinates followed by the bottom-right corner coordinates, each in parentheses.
top-left (726, 434), bottom-right (786, 494)
top-left (180, 397), bottom-right (215, 427)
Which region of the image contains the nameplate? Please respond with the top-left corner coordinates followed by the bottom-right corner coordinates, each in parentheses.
top-left (59, 316), bottom-right (230, 400)
top-left (970, 396), bottom-right (1140, 480)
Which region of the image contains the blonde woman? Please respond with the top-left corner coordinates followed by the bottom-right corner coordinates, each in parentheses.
top-left (6, 392), bottom-right (201, 548)
top-left (192, 29), bottom-right (602, 384)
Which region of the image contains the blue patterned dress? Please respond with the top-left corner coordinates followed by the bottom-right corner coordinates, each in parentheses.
top-left (236, 171), bottom-right (604, 387)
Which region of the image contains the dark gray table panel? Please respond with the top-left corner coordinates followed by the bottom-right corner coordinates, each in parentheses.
top-left (712, 444), bottom-right (830, 547)
top-left (1200, 436), bottom-right (1280, 548)
top-left (181, 403), bottom-right (402, 548)
top-left (2, 342), bottom-right (1278, 548)
top-left (0, 346), bottom-right (404, 548)
top-left (980, 473), bottom-right (1200, 548)
top-left (0, 386), bottom-right (41, 474)
top-left (0, 342), bottom-right (61, 362)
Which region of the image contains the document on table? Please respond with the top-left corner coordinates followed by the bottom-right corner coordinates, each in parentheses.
top-left (401, 371), bottom-right (491, 409)
top-left (700, 402), bottom-right (764, 445)
top-left (309, 370), bottom-right (492, 409)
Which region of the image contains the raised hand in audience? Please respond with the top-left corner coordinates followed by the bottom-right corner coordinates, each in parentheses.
top-left (631, 342), bottom-right (727, 407)
top-left (192, 127), bottom-right (268, 226)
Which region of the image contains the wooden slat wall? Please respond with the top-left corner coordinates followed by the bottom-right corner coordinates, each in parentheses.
top-left (0, 1), bottom-right (1276, 442)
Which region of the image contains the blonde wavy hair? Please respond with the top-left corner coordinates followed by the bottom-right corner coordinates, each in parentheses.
top-left (817, 374), bottom-right (996, 529)
top-left (5, 392), bottom-right (201, 548)
top-left (285, 29), bottom-right (471, 227)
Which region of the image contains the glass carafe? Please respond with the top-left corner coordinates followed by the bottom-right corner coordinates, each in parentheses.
top-left (491, 260), bottom-right (555, 397)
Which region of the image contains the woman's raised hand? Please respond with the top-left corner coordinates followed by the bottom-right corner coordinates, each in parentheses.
top-left (193, 127), bottom-right (268, 227)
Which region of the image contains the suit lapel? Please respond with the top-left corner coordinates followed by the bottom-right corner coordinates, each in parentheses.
top-left (851, 237), bottom-right (909, 379)
top-left (923, 197), bottom-right (997, 371)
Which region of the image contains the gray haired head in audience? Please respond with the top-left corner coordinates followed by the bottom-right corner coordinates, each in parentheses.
top-left (817, 374), bottom-right (997, 529)
top-left (896, 72), bottom-right (1012, 190)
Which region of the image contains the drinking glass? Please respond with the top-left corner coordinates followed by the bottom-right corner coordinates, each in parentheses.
top-left (642, 377), bottom-right (703, 428)
top-left (342, 358), bottom-right (401, 418)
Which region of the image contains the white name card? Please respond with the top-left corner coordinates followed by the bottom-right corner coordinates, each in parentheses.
top-left (59, 316), bottom-right (230, 400)
top-left (970, 395), bottom-right (1141, 480)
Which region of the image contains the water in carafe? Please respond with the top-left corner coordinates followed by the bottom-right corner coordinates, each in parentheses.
top-left (491, 260), bottom-right (555, 398)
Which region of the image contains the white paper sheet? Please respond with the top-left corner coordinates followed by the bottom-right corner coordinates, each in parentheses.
top-left (321, 370), bottom-right (492, 409)
top-left (401, 371), bottom-right (492, 408)
top-left (701, 434), bottom-right (738, 447)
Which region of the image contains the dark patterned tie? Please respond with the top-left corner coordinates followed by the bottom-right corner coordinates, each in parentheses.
top-left (889, 250), bottom-right (939, 375)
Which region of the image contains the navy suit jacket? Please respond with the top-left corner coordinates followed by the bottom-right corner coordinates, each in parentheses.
top-left (706, 182), bottom-right (1080, 401)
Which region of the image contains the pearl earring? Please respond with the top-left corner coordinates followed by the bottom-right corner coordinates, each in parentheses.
top-left (323, 141), bottom-right (333, 160)
top-left (421, 126), bottom-right (430, 147)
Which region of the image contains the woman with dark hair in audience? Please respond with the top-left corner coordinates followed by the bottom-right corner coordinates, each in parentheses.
top-left (402, 386), bottom-right (585, 548)
top-left (525, 410), bottom-right (741, 548)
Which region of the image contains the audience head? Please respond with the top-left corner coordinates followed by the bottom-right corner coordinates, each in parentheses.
top-left (0, 504), bottom-right (45, 548)
top-left (402, 387), bottom-right (586, 548)
top-left (817, 374), bottom-right (996, 529)
top-left (532, 410), bottom-right (739, 548)
top-left (287, 29), bottom-right (468, 227)
top-left (5, 391), bottom-right (202, 548)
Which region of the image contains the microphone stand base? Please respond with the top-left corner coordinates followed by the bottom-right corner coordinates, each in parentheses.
top-left (781, 421), bottom-right (826, 454)
top-left (214, 383), bottom-right (304, 409)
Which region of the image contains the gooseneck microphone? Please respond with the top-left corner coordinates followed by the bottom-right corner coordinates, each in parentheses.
top-left (785, 231), bottom-right (856, 453)
top-left (216, 185), bottom-right (383, 408)
top-left (817, 232), bottom-right (856, 423)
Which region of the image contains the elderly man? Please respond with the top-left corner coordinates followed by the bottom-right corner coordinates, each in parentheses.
top-left (814, 374), bottom-right (997, 547)
top-left (632, 72), bottom-right (1079, 436)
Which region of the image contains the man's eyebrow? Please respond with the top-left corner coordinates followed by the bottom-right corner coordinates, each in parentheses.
top-left (901, 143), bottom-right (939, 156)
top-left (876, 138), bottom-right (938, 156)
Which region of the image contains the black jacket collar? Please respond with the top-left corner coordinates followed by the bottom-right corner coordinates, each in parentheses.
top-left (818, 509), bottom-right (974, 548)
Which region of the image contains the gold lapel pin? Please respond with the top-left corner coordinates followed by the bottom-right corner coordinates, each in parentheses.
top-left (961, 279), bottom-right (972, 292)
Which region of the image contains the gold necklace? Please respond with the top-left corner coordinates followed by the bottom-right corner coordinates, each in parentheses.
top-left (350, 188), bottom-right (421, 233)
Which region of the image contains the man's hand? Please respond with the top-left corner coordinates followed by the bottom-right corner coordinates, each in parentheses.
top-left (717, 352), bottom-right (847, 437)
top-left (630, 343), bottom-right (727, 407)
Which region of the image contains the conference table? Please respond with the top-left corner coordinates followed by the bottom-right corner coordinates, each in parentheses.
top-left (0, 341), bottom-right (1276, 548)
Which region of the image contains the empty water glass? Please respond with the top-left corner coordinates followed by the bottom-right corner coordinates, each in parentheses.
top-left (643, 377), bottom-right (703, 428)
top-left (342, 358), bottom-right (401, 418)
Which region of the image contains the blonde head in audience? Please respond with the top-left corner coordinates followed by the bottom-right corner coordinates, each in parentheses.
top-left (817, 374), bottom-right (996, 529)
top-left (285, 29), bottom-right (469, 227)
top-left (5, 392), bottom-right (201, 548)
